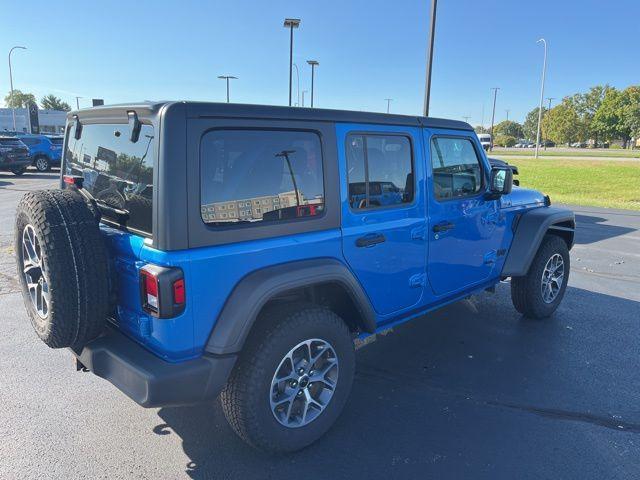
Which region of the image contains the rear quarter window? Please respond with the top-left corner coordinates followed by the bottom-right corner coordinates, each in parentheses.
top-left (200, 129), bottom-right (325, 226)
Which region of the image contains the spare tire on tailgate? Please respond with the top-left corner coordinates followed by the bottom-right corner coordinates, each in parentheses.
top-left (15, 189), bottom-right (110, 349)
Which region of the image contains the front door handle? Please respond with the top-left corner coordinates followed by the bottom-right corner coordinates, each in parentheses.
top-left (432, 221), bottom-right (455, 233)
top-left (355, 233), bottom-right (386, 248)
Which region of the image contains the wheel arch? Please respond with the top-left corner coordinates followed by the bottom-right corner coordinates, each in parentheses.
top-left (502, 206), bottom-right (575, 278)
top-left (205, 258), bottom-right (377, 355)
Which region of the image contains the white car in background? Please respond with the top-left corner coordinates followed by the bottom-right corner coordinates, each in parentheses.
top-left (477, 133), bottom-right (491, 151)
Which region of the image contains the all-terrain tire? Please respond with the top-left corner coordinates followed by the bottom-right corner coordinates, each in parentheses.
top-left (511, 234), bottom-right (570, 319)
top-left (220, 303), bottom-right (355, 453)
top-left (15, 189), bottom-right (110, 348)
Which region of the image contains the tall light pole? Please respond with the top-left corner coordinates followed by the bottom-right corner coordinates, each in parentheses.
top-left (489, 87), bottom-right (500, 151)
top-left (423, 0), bottom-right (438, 116)
top-left (307, 60), bottom-right (319, 107)
top-left (293, 63), bottom-right (300, 106)
top-left (534, 38), bottom-right (548, 159)
top-left (283, 18), bottom-right (301, 107)
top-left (8, 46), bottom-right (27, 132)
top-left (385, 98), bottom-right (393, 113)
top-left (217, 75), bottom-right (238, 103)
top-left (302, 90), bottom-right (308, 107)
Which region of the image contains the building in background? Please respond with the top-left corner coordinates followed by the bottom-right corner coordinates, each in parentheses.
top-left (0, 108), bottom-right (66, 134)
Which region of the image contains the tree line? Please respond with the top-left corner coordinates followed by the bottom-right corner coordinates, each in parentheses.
top-left (3, 90), bottom-right (71, 112)
top-left (476, 84), bottom-right (640, 148)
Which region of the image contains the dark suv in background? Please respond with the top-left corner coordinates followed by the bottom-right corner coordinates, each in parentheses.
top-left (0, 136), bottom-right (31, 175)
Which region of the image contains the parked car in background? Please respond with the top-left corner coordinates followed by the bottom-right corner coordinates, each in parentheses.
top-left (476, 133), bottom-right (491, 150)
top-left (570, 142), bottom-right (587, 148)
top-left (15, 133), bottom-right (63, 171)
top-left (0, 136), bottom-right (31, 175)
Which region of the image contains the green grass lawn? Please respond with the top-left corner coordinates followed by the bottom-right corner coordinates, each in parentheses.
top-left (491, 148), bottom-right (640, 159)
top-left (508, 158), bottom-right (640, 211)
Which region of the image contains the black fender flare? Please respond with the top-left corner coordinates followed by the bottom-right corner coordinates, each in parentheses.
top-left (205, 258), bottom-right (377, 355)
top-left (501, 206), bottom-right (575, 277)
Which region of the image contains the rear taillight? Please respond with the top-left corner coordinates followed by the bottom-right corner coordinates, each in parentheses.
top-left (140, 265), bottom-right (185, 318)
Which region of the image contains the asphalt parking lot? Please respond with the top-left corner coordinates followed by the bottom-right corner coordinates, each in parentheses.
top-left (1, 171), bottom-right (639, 479)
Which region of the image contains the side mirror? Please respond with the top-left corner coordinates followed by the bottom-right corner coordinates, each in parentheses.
top-left (487, 166), bottom-right (513, 199)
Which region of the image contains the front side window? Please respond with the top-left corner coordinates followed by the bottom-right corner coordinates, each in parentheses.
top-left (346, 134), bottom-right (413, 210)
top-left (200, 130), bottom-right (324, 225)
top-left (431, 137), bottom-right (482, 200)
top-left (64, 123), bottom-right (155, 235)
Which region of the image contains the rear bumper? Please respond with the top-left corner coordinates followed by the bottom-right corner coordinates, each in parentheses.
top-left (0, 157), bottom-right (31, 170)
top-left (72, 326), bottom-right (237, 408)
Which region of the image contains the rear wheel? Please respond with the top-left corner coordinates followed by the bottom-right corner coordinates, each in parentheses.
top-left (511, 235), bottom-right (570, 319)
top-left (220, 303), bottom-right (355, 452)
top-left (34, 156), bottom-right (51, 172)
top-left (11, 166), bottom-right (27, 175)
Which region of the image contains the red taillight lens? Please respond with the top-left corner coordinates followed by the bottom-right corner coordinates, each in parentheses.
top-left (141, 269), bottom-right (159, 311)
top-left (173, 278), bottom-right (185, 305)
top-left (139, 265), bottom-right (185, 318)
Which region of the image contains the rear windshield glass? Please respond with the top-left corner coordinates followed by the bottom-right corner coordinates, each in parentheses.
top-left (64, 123), bottom-right (154, 235)
top-left (200, 129), bottom-right (324, 225)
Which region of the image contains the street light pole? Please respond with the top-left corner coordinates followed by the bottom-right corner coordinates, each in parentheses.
top-left (8, 46), bottom-right (27, 132)
top-left (307, 60), bottom-right (319, 107)
top-left (534, 38), bottom-right (548, 159)
top-left (385, 98), bottom-right (393, 113)
top-left (283, 18), bottom-right (301, 107)
top-left (217, 75), bottom-right (238, 103)
top-left (489, 87), bottom-right (499, 151)
top-left (423, 0), bottom-right (438, 116)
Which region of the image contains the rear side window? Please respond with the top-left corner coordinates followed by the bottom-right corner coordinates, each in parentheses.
top-left (64, 123), bottom-right (155, 236)
top-left (431, 137), bottom-right (482, 200)
top-left (346, 134), bottom-right (413, 210)
top-left (20, 137), bottom-right (39, 146)
top-left (200, 130), bottom-right (324, 225)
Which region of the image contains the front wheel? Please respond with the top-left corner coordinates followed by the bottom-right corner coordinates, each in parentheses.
top-left (34, 156), bottom-right (51, 172)
top-left (11, 166), bottom-right (27, 175)
top-left (220, 303), bottom-right (355, 453)
top-left (511, 235), bottom-right (570, 319)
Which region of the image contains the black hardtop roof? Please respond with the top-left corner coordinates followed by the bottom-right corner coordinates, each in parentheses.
top-left (70, 101), bottom-right (473, 131)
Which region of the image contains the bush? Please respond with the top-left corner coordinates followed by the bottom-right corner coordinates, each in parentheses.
top-left (494, 135), bottom-right (517, 147)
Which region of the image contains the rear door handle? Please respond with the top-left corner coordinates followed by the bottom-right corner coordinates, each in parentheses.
top-left (355, 233), bottom-right (386, 248)
top-left (433, 221), bottom-right (455, 233)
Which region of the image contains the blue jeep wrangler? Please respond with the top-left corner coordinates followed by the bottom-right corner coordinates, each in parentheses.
top-left (14, 102), bottom-right (574, 452)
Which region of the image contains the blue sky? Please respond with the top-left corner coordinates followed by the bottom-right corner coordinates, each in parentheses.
top-left (1, 0), bottom-right (638, 124)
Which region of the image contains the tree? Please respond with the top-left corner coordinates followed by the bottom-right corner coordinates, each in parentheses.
top-left (494, 120), bottom-right (524, 139)
top-left (474, 125), bottom-right (489, 134)
top-left (523, 107), bottom-right (546, 141)
top-left (4, 89), bottom-right (37, 108)
top-left (566, 85), bottom-right (613, 143)
top-left (494, 134), bottom-right (517, 147)
top-left (592, 87), bottom-right (639, 147)
top-left (41, 94), bottom-right (71, 111)
top-left (542, 101), bottom-right (585, 145)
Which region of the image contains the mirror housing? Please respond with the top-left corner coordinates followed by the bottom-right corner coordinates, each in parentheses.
top-left (486, 166), bottom-right (513, 199)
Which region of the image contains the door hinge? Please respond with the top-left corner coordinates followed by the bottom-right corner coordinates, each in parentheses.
top-left (409, 273), bottom-right (426, 288)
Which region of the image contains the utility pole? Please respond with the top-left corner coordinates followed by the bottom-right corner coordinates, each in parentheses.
top-left (462, 116), bottom-right (471, 123)
top-left (217, 75), bottom-right (238, 103)
top-left (535, 38), bottom-right (548, 159)
top-left (545, 97), bottom-right (555, 150)
top-left (385, 98), bottom-right (393, 113)
top-left (283, 18), bottom-right (301, 106)
top-left (423, 0), bottom-right (438, 116)
top-left (307, 60), bottom-right (319, 107)
top-left (489, 87), bottom-right (500, 151)
top-left (8, 46), bottom-right (27, 132)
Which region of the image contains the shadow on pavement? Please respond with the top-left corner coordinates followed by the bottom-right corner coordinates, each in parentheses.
top-left (155, 284), bottom-right (640, 479)
top-left (574, 213), bottom-right (636, 244)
